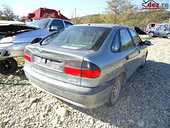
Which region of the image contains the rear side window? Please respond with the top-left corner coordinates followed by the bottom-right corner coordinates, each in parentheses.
top-left (112, 32), bottom-right (120, 52)
top-left (51, 20), bottom-right (64, 30)
top-left (129, 29), bottom-right (142, 46)
top-left (120, 29), bottom-right (134, 50)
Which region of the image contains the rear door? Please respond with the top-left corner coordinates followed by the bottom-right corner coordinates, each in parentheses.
top-left (119, 28), bottom-right (140, 79)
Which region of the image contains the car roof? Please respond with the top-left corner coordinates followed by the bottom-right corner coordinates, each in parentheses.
top-left (74, 24), bottom-right (128, 29)
top-left (38, 18), bottom-right (70, 22)
top-left (34, 18), bottom-right (73, 24)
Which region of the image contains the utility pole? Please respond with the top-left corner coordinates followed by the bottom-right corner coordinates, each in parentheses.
top-left (74, 8), bottom-right (77, 24)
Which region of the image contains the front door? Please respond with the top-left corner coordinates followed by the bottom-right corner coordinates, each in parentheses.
top-left (119, 28), bottom-right (140, 79)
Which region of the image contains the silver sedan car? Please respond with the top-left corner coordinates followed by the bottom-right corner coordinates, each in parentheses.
top-left (24, 24), bottom-right (150, 108)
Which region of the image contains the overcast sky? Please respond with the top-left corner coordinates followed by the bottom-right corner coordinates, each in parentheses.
top-left (0, 0), bottom-right (169, 18)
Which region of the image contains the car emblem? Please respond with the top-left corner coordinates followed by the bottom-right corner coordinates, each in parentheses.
top-left (44, 59), bottom-right (47, 64)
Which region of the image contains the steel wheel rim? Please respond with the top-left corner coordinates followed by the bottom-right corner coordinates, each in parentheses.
top-left (111, 79), bottom-right (121, 103)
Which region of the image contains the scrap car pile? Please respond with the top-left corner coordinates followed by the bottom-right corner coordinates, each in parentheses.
top-left (0, 19), bottom-right (72, 74)
top-left (0, 21), bottom-right (37, 74)
top-left (146, 23), bottom-right (170, 38)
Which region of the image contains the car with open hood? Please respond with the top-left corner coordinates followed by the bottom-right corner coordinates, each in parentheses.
top-left (147, 23), bottom-right (170, 38)
top-left (0, 18), bottom-right (73, 74)
top-left (24, 24), bottom-right (151, 108)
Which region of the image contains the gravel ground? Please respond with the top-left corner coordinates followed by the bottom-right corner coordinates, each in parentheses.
top-left (0, 38), bottom-right (170, 128)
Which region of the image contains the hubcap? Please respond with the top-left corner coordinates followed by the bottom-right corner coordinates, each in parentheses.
top-left (113, 80), bottom-right (120, 96)
top-left (111, 78), bottom-right (121, 104)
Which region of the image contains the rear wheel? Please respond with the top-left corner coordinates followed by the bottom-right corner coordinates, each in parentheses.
top-left (107, 74), bottom-right (125, 106)
top-left (140, 52), bottom-right (148, 68)
top-left (0, 58), bottom-right (18, 75)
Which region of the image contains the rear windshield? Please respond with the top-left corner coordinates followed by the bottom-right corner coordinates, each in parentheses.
top-left (43, 26), bottom-right (111, 50)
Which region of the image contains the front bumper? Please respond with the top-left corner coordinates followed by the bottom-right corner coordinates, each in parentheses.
top-left (0, 43), bottom-right (26, 60)
top-left (24, 66), bottom-right (112, 108)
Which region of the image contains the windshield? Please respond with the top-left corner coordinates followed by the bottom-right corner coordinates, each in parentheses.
top-left (43, 26), bottom-right (111, 50)
top-left (26, 19), bottom-right (50, 28)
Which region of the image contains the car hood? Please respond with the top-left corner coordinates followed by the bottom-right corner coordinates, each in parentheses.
top-left (0, 24), bottom-right (37, 36)
top-left (0, 24), bottom-right (51, 43)
top-left (13, 29), bottom-right (50, 43)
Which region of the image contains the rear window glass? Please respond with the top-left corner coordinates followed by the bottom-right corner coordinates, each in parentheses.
top-left (43, 26), bottom-right (111, 50)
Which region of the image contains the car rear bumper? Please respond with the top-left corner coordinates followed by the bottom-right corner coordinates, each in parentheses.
top-left (24, 66), bottom-right (112, 108)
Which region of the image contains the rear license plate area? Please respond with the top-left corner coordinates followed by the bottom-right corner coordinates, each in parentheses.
top-left (33, 56), bottom-right (63, 71)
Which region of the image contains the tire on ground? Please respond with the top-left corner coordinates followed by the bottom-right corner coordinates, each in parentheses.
top-left (0, 58), bottom-right (18, 75)
top-left (107, 73), bottom-right (125, 107)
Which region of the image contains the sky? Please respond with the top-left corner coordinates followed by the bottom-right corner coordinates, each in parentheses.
top-left (0, 0), bottom-right (169, 18)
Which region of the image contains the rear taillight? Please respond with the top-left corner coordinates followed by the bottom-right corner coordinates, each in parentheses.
top-left (64, 60), bottom-right (101, 78)
top-left (24, 53), bottom-right (32, 62)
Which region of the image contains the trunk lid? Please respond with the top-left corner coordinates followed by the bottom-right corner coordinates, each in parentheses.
top-left (27, 44), bottom-right (94, 85)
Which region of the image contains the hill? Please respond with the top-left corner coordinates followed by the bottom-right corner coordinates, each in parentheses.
top-left (73, 10), bottom-right (170, 28)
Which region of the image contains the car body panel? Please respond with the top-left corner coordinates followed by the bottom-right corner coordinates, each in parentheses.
top-left (24, 68), bottom-right (112, 108)
top-left (13, 29), bottom-right (50, 43)
top-left (24, 24), bottom-right (148, 108)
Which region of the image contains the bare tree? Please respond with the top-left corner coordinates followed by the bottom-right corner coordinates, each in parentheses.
top-left (0, 5), bottom-right (19, 20)
top-left (107, 0), bottom-right (134, 23)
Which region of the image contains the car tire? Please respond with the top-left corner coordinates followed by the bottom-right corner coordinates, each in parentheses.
top-left (107, 74), bottom-right (125, 107)
top-left (0, 58), bottom-right (18, 75)
top-left (140, 52), bottom-right (148, 68)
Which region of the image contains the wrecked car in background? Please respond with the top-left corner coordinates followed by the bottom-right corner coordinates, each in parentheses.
top-left (0, 19), bottom-right (73, 74)
top-left (148, 24), bottom-right (170, 38)
top-left (133, 26), bottom-right (149, 40)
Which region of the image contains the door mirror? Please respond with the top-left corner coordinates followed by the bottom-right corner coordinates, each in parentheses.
top-left (49, 26), bottom-right (58, 31)
top-left (143, 40), bottom-right (152, 46)
top-left (112, 42), bottom-right (120, 52)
